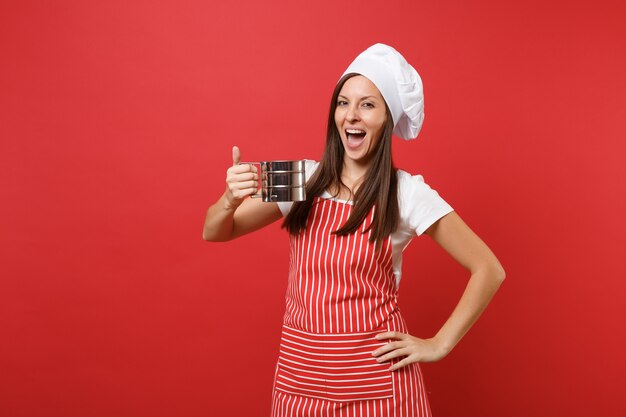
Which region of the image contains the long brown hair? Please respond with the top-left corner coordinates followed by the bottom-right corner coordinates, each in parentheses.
top-left (282, 73), bottom-right (399, 250)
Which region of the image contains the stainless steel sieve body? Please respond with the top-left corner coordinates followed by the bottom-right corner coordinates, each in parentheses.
top-left (242, 160), bottom-right (306, 202)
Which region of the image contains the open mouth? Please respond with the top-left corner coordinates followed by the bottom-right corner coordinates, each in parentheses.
top-left (346, 129), bottom-right (366, 145)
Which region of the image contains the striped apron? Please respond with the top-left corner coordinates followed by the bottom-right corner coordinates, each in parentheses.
top-left (272, 197), bottom-right (433, 417)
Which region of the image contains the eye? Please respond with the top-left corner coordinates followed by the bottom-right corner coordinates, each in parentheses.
top-left (362, 102), bottom-right (374, 108)
top-left (337, 100), bottom-right (348, 106)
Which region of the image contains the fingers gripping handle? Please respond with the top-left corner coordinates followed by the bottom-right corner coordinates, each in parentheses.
top-left (239, 161), bottom-right (266, 199)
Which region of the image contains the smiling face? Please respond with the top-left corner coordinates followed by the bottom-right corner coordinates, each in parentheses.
top-left (334, 75), bottom-right (388, 168)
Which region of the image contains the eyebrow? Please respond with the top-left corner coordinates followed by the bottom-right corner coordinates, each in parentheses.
top-left (337, 94), bottom-right (380, 101)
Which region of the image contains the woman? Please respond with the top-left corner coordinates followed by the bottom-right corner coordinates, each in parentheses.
top-left (203, 44), bottom-right (505, 416)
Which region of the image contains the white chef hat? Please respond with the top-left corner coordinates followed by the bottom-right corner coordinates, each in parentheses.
top-left (341, 43), bottom-right (424, 140)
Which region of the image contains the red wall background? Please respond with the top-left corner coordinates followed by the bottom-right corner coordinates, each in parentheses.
top-left (1, 1), bottom-right (625, 416)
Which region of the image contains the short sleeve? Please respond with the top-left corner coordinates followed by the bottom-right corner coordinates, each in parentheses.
top-left (276, 159), bottom-right (319, 217)
top-left (398, 171), bottom-right (454, 236)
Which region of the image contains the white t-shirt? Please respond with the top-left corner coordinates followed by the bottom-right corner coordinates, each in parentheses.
top-left (277, 160), bottom-right (454, 288)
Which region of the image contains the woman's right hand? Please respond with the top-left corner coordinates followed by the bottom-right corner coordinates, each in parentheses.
top-left (224, 146), bottom-right (259, 211)
top-left (203, 146), bottom-right (282, 241)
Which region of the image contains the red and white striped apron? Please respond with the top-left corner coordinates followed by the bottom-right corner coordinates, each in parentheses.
top-left (272, 197), bottom-right (433, 417)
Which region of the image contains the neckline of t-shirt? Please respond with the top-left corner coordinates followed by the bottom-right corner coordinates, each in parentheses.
top-left (307, 163), bottom-right (411, 206)
top-left (320, 191), bottom-right (354, 205)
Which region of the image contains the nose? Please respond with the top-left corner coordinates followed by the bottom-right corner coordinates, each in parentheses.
top-left (345, 103), bottom-right (360, 122)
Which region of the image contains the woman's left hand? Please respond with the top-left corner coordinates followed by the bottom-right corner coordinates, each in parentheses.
top-left (372, 332), bottom-right (450, 371)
